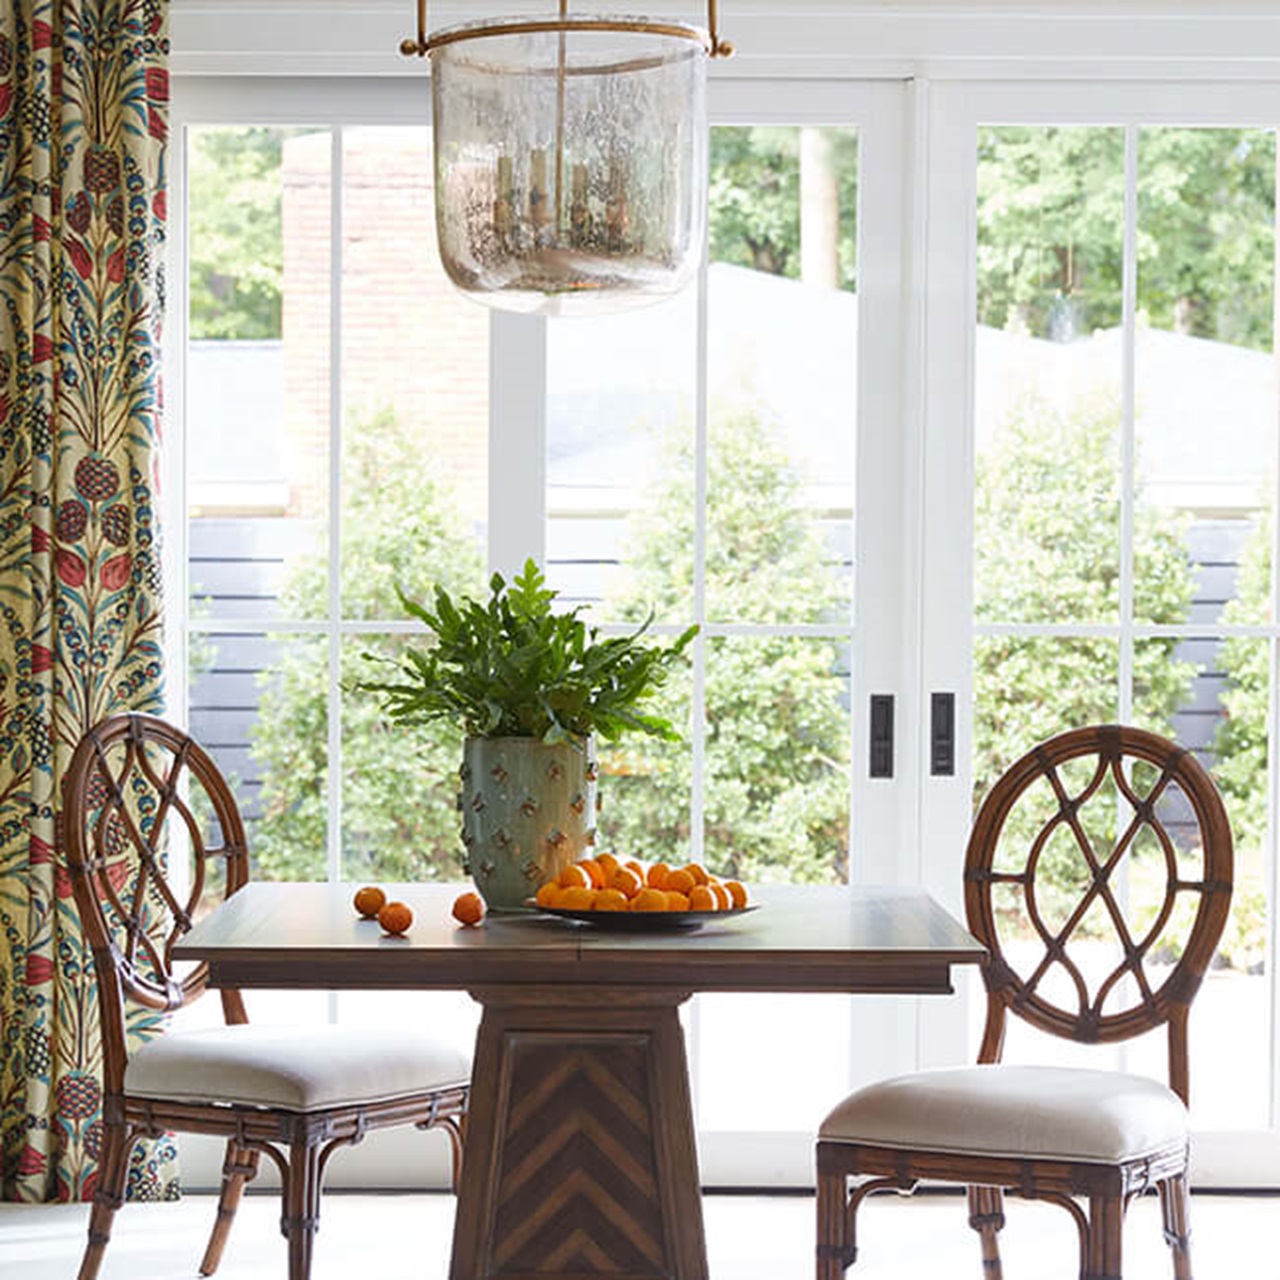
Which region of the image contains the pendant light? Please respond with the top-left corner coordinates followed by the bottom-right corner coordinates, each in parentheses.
top-left (402, 1), bottom-right (732, 316)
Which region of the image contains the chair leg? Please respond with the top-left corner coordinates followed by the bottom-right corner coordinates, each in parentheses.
top-left (442, 1114), bottom-right (466, 1193)
top-left (200, 1141), bottom-right (262, 1275)
top-left (1158, 1175), bottom-right (1194, 1280)
top-left (816, 1165), bottom-right (853, 1280)
top-left (1084, 1193), bottom-right (1124, 1280)
top-left (78, 1120), bottom-right (135, 1280)
top-left (967, 1185), bottom-right (1006, 1279)
top-left (281, 1141), bottom-right (323, 1280)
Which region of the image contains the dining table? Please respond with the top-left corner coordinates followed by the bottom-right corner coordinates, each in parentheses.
top-left (174, 880), bottom-right (985, 1280)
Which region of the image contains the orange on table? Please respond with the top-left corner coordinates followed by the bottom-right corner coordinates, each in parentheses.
top-left (709, 882), bottom-right (731, 911)
top-left (535, 881), bottom-right (563, 909)
top-left (646, 862), bottom-right (671, 890)
top-left (682, 863), bottom-right (710, 886)
top-left (595, 852), bottom-right (620, 877)
top-left (664, 867), bottom-right (695, 896)
top-left (557, 863), bottom-right (592, 890)
top-left (377, 900), bottom-right (414, 935)
top-left (665, 890), bottom-right (691, 911)
top-left (609, 866), bottom-right (643, 899)
top-left (593, 887), bottom-right (629, 912)
top-left (631, 887), bottom-right (669, 912)
top-left (624, 859), bottom-right (646, 881)
top-left (687, 884), bottom-right (717, 912)
top-left (725, 880), bottom-right (748, 908)
top-left (451, 891), bottom-right (485, 927)
top-left (352, 885), bottom-right (386, 919)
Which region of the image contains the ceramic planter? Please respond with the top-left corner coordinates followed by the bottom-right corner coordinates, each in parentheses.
top-left (459, 735), bottom-right (598, 911)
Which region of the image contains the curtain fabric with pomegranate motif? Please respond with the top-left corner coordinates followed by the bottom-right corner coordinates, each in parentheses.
top-left (0, 0), bottom-right (174, 1203)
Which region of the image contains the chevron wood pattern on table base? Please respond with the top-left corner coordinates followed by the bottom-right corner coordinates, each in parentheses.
top-left (451, 987), bottom-right (705, 1280)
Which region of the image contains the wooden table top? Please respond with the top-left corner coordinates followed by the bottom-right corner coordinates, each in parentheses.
top-left (174, 882), bottom-right (985, 995)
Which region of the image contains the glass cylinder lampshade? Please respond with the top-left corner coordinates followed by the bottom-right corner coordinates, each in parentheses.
top-left (428, 17), bottom-right (709, 315)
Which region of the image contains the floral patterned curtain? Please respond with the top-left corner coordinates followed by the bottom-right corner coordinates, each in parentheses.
top-left (0, 0), bottom-right (173, 1203)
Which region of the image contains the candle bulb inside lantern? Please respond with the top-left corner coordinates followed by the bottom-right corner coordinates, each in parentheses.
top-left (605, 166), bottom-right (630, 253)
top-left (569, 163), bottom-right (590, 245)
top-left (529, 149), bottom-right (550, 240)
top-left (494, 155), bottom-right (514, 244)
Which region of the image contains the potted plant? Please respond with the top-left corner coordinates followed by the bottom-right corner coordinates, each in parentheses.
top-left (355, 559), bottom-right (697, 910)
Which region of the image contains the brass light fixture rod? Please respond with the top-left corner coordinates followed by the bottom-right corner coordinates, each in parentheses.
top-left (401, 0), bottom-right (734, 58)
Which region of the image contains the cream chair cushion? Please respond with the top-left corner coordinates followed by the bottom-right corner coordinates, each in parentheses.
top-left (819, 1065), bottom-right (1187, 1164)
top-left (126, 1024), bottom-right (471, 1112)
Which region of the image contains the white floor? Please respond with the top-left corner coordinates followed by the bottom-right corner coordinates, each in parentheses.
top-left (1, 1189), bottom-right (1274, 1279)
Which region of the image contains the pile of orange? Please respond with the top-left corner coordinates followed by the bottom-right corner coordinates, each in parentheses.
top-left (534, 854), bottom-right (748, 914)
top-left (353, 886), bottom-right (415, 935)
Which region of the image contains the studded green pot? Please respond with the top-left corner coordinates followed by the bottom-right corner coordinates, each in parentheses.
top-left (459, 736), bottom-right (598, 911)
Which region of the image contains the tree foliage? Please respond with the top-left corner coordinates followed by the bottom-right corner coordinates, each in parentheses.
top-left (1211, 513), bottom-right (1271, 967)
top-left (188, 127), bottom-right (288, 340)
top-left (976, 126), bottom-right (1275, 349)
top-left (247, 408), bottom-right (484, 882)
top-left (709, 127), bottom-right (859, 288)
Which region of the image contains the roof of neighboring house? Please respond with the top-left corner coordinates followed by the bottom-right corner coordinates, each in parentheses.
top-left (185, 267), bottom-right (1275, 519)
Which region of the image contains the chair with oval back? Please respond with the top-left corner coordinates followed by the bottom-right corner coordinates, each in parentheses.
top-left (62, 714), bottom-right (470, 1280)
top-left (815, 724), bottom-right (1233, 1280)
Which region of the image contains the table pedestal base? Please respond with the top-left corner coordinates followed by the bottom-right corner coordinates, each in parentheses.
top-left (451, 986), bottom-right (706, 1280)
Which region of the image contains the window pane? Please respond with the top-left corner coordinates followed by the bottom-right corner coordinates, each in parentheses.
top-left (188, 126), bottom-right (331, 621)
top-left (340, 635), bottom-right (466, 884)
top-left (194, 634), bottom-right (329, 882)
top-left (973, 636), bottom-right (1120, 803)
top-left (1133, 633), bottom-right (1272, 1130)
top-left (545, 290), bottom-right (697, 619)
top-left (1134, 127), bottom-right (1274, 634)
top-left (706, 126), bottom-right (856, 626)
top-left (339, 127), bottom-right (489, 619)
top-left (974, 126), bottom-right (1125, 626)
top-left (703, 637), bottom-right (850, 883)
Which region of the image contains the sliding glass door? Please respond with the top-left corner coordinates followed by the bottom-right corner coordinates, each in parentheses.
top-left (171, 77), bottom-right (917, 1187)
top-left (921, 82), bottom-right (1280, 1186)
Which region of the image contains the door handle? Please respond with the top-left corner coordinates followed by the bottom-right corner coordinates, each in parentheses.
top-left (931, 691), bottom-right (955, 776)
top-left (869, 694), bottom-right (894, 779)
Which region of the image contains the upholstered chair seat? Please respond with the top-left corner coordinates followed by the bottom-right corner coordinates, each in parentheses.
top-left (820, 1064), bottom-right (1187, 1165)
top-left (126, 1024), bottom-right (471, 1112)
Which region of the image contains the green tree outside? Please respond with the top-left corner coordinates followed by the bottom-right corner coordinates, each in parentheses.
top-left (976, 126), bottom-right (1275, 350)
top-left (973, 389), bottom-right (1196, 926)
top-left (188, 127), bottom-right (290, 340)
top-left (1211, 513), bottom-right (1271, 969)
top-left (709, 127), bottom-right (859, 288)
top-left (597, 406), bottom-right (851, 884)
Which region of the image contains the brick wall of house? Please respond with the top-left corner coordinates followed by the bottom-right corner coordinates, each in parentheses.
top-left (281, 128), bottom-right (489, 527)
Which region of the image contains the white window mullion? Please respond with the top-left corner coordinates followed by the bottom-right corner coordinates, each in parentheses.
top-left (690, 255), bottom-right (710, 865)
top-left (1119, 121), bottom-right (1139, 727)
top-left (326, 127), bottom-right (344, 892)
top-left (1268, 153), bottom-right (1280, 1130)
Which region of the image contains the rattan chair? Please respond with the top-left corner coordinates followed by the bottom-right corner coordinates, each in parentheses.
top-left (816, 725), bottom-right (1233, 1280)
top-left (62, 714), bottom-right (470, 1280)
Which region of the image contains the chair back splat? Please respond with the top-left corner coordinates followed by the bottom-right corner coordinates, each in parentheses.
top-left (63, 715), bottom-right (252, 1090)
top-left (963, 724), bottom-right (1233, 1104)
